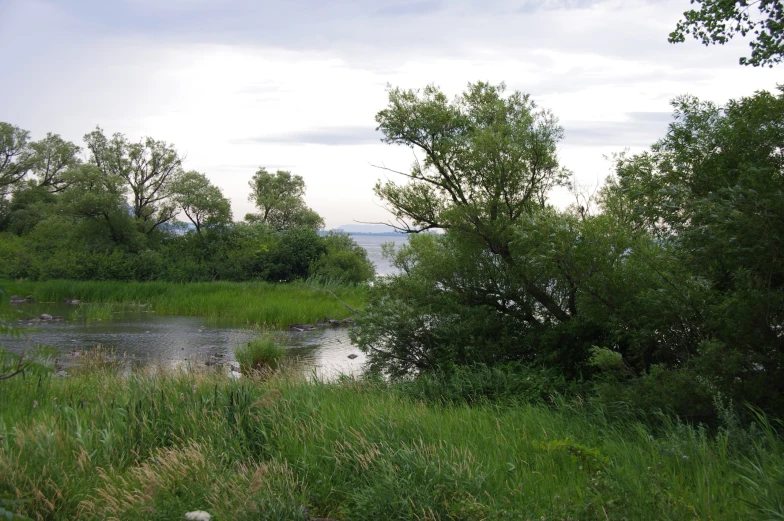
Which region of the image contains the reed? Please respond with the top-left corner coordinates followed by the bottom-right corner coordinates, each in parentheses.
top-left (1, 280), bottom-right (367, 327)
top-left (235, 334), bottom-right (285, 374)
top-left (0, 363), bottom-right (780, 520)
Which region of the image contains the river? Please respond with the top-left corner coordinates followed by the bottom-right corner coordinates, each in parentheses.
top-left (1, 234), bottom-right (408, 378)
top-left (345, 233), bottom-right (408, 276)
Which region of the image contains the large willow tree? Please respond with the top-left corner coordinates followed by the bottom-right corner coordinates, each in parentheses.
top-left (374, 82), bottom-right (574, 322)
top-left (354, 83), bottom-right (602, 377)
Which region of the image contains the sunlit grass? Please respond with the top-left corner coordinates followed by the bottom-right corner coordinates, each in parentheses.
top-left (0, 363), bottom-right (780, 520)
top-left (1, 280), bottom-right (366, 327)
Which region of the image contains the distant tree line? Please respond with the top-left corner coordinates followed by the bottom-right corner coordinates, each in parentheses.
top-left (0, 125), bottom-right (374, 284)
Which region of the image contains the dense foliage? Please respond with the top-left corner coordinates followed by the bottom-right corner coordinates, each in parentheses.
top-left (0, 125), bottom-right (373, 284)
top-left (352, 83), bottom-right (784, 423)
top-left (669, 0), bottom-right (784, 67)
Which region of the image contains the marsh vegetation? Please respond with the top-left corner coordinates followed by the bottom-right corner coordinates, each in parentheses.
top-left (1, 361), bottom-right (782, 520)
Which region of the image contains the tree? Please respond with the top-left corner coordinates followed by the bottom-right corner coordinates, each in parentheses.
top-left (310, 232), bottom-right (376, 283)
top-left (352, 82), bottom-right (604, 376)
top-left (669, 0), bottom-right (784, 67)
top-left (0, 123), bottom-right (31, 197)
top-left (0, 129), bottom-right (81, 234)
top-left (355, 82), bottom-right (721, 392)
top-left (246, 168), bottom-right (324, 231)
top-left (84, 127), bottom-right (183, 233)
top-left (374, 82), bottom-right (571, 322)
top-left (58, 163), bottom-right (141, 247)
top-left (26, 132), bottom-right (81, 192)
top-left (170, 171), bottom-right (232, 235)
top-left (611, 88), bottom-right (784, 412)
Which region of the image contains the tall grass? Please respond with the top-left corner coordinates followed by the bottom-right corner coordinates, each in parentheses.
top-left (235, 334), bottom-right (285, 374)
top-left (0, 364), bottom-right (781, 520)
top-left (1, 280), bottom-right (366, 327)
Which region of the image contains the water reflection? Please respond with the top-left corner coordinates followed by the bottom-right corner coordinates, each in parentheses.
top-left (3, 303), bottom-right (365, 380)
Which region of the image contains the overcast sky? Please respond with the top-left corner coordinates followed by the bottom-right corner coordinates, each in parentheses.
top-left (1, 0), bottom-right (780, 229)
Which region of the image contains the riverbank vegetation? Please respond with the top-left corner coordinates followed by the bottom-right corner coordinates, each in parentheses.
top-left (351, 82), bottom-right (784, 428)
top-left (1, 280), bottom-right (365, 326)
top-left (1, 362), bottom-right (782, 521)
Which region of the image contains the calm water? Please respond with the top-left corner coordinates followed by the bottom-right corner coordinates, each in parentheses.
top-left (1, 234), bottom-right (406, 377)
top-left (349, 234), bottom-right (409, 275)
top-left (3, 304), bottom-right (365, 379)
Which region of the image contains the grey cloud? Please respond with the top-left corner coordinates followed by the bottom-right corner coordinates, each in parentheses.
top-left (233, 126), bottom-right (383, 146)
top-left (515, 0), bottom-right (601, 13)
top-left (563, 111), bottom-right (672, 147)
top-left (514, 67), bottom-right (707, 99)
top-left (206, 163), bottom-right (295, 171)
top-left (373, 1), bottom-right (441, 17)
top-left (235, 114), bottom-right (673, 149)
top-left (9, 0), bottom-right (737, 71)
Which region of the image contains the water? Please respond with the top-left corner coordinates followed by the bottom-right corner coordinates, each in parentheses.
top-left (0, 234), bottom-right (405, 378)
top-left (348, 234), bottom-right (409, 275)
top-left (3, 303), bottom-right (365, 380)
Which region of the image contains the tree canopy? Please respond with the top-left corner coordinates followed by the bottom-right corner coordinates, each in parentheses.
top-left (245, 167), bottom-right (324, 231)
top-left (0, 123), bottom-right (32, 198)
top-left (375, 82), bottom-right (567, 236)
top-left (170, 171), bottom-right (232, 235)
top-left (83, 129), bottom-right (183, 234)
top-left (374, 82), bottom-right (572, 324)
top-left (669, 0), bottom-right (784, 66)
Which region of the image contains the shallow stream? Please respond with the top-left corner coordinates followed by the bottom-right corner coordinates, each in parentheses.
top-left (2, 302), bottom-right (365, 379)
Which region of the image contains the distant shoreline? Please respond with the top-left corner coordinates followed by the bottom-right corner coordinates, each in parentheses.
top-left (334, 231), bottom-right (404, 236)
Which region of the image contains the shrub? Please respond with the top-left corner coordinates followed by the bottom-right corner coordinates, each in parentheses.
top-left (310, 232), bottom-right (375, 284)
top-left (591, 365), bottom-right (717, 425)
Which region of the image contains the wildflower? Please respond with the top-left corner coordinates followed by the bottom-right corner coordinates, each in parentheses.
top-left (192, 385), bottom-right (198, 394)
top-left (185, 511), bottom-right (211, 521)
top-left (32, 400), bottom-right (38, 409)
top-left (180, 393), bottom-right (185, 402)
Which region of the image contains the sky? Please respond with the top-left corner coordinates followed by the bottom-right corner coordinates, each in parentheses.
top-left (1, 0), bottom-right (781, 229)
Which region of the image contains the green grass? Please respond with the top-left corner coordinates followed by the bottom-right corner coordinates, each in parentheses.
top-left (0, 363), bottom-right (781, 520)
top-left (0, 280), bottom-right (366, 327)
top-left (235, 334), bottom-right (285, 374)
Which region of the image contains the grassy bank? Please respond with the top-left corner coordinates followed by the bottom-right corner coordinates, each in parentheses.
top-left (0, 280), bottom-right (366, 327)
top-left (1, 365), bottom-right (781, 520)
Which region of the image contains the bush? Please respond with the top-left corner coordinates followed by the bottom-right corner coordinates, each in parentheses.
top-left (310, 232), bottom-right (375, 284)
top-left (235, 335), bottom-right (285, 374)
top-left (0, 233), bottom-right (30, 279)
top-left (591, 365), bottom-right (717, 425)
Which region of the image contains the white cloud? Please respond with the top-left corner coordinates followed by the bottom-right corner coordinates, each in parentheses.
top-left (1, 0), bottom-right (782, 228)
